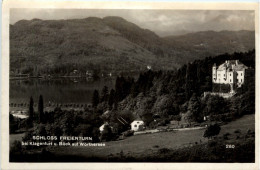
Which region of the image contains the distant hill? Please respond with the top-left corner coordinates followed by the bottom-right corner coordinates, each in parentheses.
top-left (164, 30), bottom-right (255, 62)
top-left (10, 17), bottom-right (255, 75)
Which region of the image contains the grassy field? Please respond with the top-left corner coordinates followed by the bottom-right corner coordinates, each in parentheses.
top-left (46, 114), bottom-right (255, 159)
top-left (9, 114), bottom-right (255, 162)
top-left (50, 129), bottom-right (207, 158)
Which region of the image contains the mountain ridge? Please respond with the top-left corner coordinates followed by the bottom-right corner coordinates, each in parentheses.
top-left (10, 17), bottom-right (255, 75)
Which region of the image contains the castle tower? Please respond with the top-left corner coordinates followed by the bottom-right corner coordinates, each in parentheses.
top-left (212, 63), bottom-right (217, 83)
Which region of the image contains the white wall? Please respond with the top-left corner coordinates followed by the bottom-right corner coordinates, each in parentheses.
top-left (131, 121), bottom-right (144, 131)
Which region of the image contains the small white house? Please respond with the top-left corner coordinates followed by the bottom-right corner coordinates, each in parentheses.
top-left (99, 122), bottom-right (109, 132)
top-left (131, 120), bottom-right (145, 131)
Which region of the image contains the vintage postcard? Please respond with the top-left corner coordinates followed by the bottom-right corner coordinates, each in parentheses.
top-left (1, 0), bottom-right (259, 169)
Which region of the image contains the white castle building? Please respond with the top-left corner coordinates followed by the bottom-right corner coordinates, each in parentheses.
top-left (212, 60), bottom-right (248, 92)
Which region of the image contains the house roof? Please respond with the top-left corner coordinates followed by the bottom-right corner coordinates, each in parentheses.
top-left (217, 60), bottom-right (248, 71)
top-left (100, 122), bottom-right (109, 127)
top-left (131, 120), bottom-right (144, 125)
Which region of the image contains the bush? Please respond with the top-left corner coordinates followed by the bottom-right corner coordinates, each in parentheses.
top-left (223, 133), bottom-right (230, 140)
top-left (212, 84), bottom-right (231, 93)
top-left (10, 140), bottom-right (22, 153)
top-left (36, 124), bottom-right (47, 136)
top-left (234, 129), bottom-right (241, 134)
top-left (149, 121), bottom-right (158, 129)
top-left (158, 148), bottom-right (171, 154)
top-left (208, 140), bottom-right (217, 147)
top-left (203, 124), bottom-right (221, 139)
top-left (100, 125), bottom-right (113, 141)
top-left (122, 130), bottom-right (134, 137)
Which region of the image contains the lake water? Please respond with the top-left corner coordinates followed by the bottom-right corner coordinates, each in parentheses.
top-left (10, 77), bottom-right (116, 106)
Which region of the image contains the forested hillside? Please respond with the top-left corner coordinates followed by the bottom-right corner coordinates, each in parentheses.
top-left (10, 17), bottom-right (255, 76)
top-left (97, 50), bottom-right (255, 127)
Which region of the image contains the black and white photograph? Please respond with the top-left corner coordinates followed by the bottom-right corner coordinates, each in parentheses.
top-left (1, 1), bottom-right (258, 168)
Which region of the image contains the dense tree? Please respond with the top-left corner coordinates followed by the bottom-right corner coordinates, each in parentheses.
top-left (142, 111), bottom-right (154, 126)
top-left (92, 90), bottom-right (100, 108)
top-left (108, 89), bottom-right (115, 109)
top-left (10, 114), bottom-right (18, 133)
top-left (115, 76), bottom-right (135, 102)
top-left (54, 126), bottom-right (63, 140)
top-left (29, 96), bottom-right (34, 120)
top-left (37, 124), bottom-right (47, 136)
top-left (203, 124), bottom-right (221, 139)
top-left (100, 124), bottom-right (113, 141)
top-left (185, 64), bottom-right (193, 100)
top-left (100, 86), bottom-right (109, 103)
top-left (38, 95), bottom-right (44, 123)
top-left (92, 127), bottom-right (101, 142)
top-left (174, 115), bottom-right (182, 125)
top-left (188, 93), bottom-right (202, 122)
top-left (26, 96), bottom-right (34, 127)
top-left (202, 95), bottom-right (229, 116)
top-left (230, 70), bottom-right (255, 117)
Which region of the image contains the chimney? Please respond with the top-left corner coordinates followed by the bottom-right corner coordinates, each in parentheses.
top-left (236, 60), bottom-right (238, 65)
top-left (225, 60), bottom-right (228, 64)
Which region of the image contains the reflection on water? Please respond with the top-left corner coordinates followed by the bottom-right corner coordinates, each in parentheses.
top-left (10, 77), bottom-right (116, 105)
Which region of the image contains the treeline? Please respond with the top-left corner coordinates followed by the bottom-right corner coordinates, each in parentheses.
top-left (91, 71), bottom-right (158, 111)
top-left (11, 62), bottom-right (101, 78)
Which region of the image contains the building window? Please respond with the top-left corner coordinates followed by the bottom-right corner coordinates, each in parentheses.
top-left (241, 73), bottom-right (243, 76)
top-left (230, 74), bottom-right (231, 76)
top-left (137, 122), bottom-right (139, 124)
top-left (230, 79), bottom-right (231, 82)
top-left (134, 125), bottom-right (137, 127)
top-left (224, 74), bottom-right (225, 77)
top-left (241, 79), bottom-right (242, 82)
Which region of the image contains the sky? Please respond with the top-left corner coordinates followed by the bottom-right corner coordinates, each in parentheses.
top-left (10, 9), bottom-right (255, 36)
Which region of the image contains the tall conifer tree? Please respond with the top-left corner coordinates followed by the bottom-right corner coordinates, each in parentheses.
top-left (38, 95), bottom-right (44, 123)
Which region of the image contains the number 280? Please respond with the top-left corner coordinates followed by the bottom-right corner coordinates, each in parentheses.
top-left (226, 144), bottom-right (235, 149)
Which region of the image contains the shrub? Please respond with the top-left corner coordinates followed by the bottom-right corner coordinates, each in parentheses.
top-left (10, 140), bottom-right (22, 153)
top-left (122, 130), bottom-right (134, 137)
top-left (208, 140), bottom-right (217, 147)
top-left (203, 124), bottom-right (221, 139)
top-left (158, 148), bottom-right (171, 154)
top-left (234, 129), bottom-right (241, 134)
top-left (100, 124), bottom-right (113, 141)
top-left (223, 132), bottom-right (231, 140)
top-left (247, 129), bottom-right (252, 134)
top-left (149, 121), bottom-right (158, 129)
